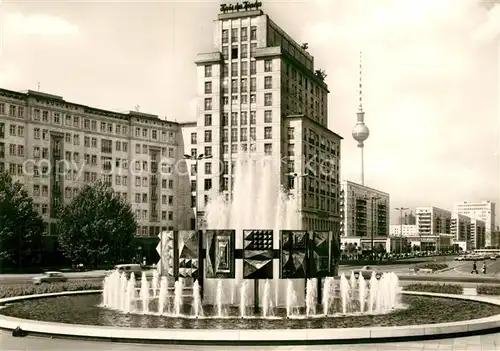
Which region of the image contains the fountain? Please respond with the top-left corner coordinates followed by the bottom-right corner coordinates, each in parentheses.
top-left (100, 154), bottom-right (401, 320)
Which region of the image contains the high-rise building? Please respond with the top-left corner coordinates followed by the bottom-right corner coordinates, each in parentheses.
top-left (470, 218), bottom-right (486, 249)
top-left (340, 180), bottom-right (390, 238)
top-left (455, 201), bottom-right (496, 247)
top-left (403, 211), bottom-right (416, 225)
top-left (415, 207), bottom-right (452, 251)
top-left (0, 88), bottom-right (187, 241)
top-left (450, 213), bottom-right (472, 251)
top-left (189, 4), bottom-right (343, 231)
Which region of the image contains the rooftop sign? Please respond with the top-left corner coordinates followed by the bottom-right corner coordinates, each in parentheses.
top-left (220, 1), bottom-right (263, 13)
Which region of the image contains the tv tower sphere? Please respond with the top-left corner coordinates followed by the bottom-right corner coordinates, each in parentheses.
top-left (352, 123), bottom-right (370, 147)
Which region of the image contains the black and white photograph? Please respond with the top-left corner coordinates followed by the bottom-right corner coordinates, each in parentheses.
top-left (0, 0), bottom-right (500, 350)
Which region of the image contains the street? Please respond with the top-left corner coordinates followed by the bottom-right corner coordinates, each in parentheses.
top-left (451, 258), bottom-right (500, 276)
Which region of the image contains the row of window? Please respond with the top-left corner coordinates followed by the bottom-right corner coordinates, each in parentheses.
top-left (134, 209), bottom-right (174, 222)
top-left (0, 108), bottom-right (176, 143)
top-left (204, 92), bottom-right (273, 110)
top-left (221, 26), bottom-right (257, 44)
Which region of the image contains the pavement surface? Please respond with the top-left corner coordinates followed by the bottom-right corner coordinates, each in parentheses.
top-left (1, 330), bottom-right (499, 350)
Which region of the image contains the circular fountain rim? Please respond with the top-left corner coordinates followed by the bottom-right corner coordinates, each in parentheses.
top-left (1, 290), bottom-right (500, 345)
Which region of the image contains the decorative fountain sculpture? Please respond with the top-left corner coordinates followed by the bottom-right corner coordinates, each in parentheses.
top-left (102, 154), bottom-right (401, 319)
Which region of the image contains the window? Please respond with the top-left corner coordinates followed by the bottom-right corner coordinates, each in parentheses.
top-left (264, 126), bottom-right (272, 139)
top-left (204, 146), bottom-right (212, 157)
top-left (204, 81), bottom-right (212, 94)
top-left (264, 93), bottom-right (273, 106)
top-left (264, 143), bottom-right (272, 155)
top-left (231, 47), bottom-right (238, 59)
top-left (241, 111), bottom-right (248, 125)
top-left (204, 130), bottom-right (212, 142)
top-left (264, 60), bottom-right (273, 72)
top-left (222, 46), bottom-right (228, 60)
top-left (250, 111), bottom-right (256, 125)
top-left (223, 64), bottom-right (229, 77)
top-left (250, 61), bottom-right (256, 75)
top-left (250, 77), bottom-right (256, 92)
top-left (241, 61), bottom-right (248, 75)
top-left (250, 26), bottom-right (257, 40)
top-left (288, 127), bottom-right (295, 139)
top-left (204, 114), bottom-right (212, 126)
top-left (241, 78), bottom-right (248, 93)
top-left (222, 29), bottom-right (228, 43)
top-left (222, 113), bottom-right (229, 126)
top-left (204, 65), bottom-right (212, 77)
top-left (204, 162), bottom-right (212, 175)
top-left (250, 43), bottom-right (257, 57)
top-left (264, 76), bottom-right (272, 89)
top-left (204, 98), bottom-right (212, 110)
top-left (231, 28), bottom-right (238, 42)
top-left (231, 63), bottom-right (238, 77)
top-left (240, 128), bottom-right (248, 141)
top-left (231, 112), bottom-right (238, 125)
top-left (264, 110), bottom-right (272, 123)
top-left (241, 27), bottom-right (248, 41)
top-left (241, 45), bottom-right (248, 59)
top-left (204, 179), bottom-right (212, 191)
top-left (231, 128), bottom-right (238, 141)
top-left (191, 133), bottom-right (197, 144)
top-left (231, 79), bottom-right (238, 93)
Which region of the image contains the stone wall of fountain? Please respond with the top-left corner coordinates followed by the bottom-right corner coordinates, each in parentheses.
top-left (101, 269), bottom-right (401, 318)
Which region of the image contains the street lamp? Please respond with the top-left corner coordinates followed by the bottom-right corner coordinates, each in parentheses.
top-left (395, 207), bottom-right (409, 255)
top-left (183, 154), bottom-right (213, 230)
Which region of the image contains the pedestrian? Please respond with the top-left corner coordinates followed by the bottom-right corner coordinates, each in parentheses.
top-left (471, 260), bottom-right (479, 274)
top-left (482, 261), bottom-right (487, 274)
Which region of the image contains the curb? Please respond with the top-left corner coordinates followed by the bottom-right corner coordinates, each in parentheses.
top-left (1, 290), bottom-right (500, 345)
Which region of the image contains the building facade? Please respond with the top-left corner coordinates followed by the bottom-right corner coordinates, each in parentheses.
top-left (0, 89), bottom-right (187, 240)
top-left (340, 180), bottom-right (390, 238)
top-left (455, 201), bottom-right (496, 247)
top-left (415, 207), bottom-right (452, 251)
top-left (402, 211), bottom-right (416, 225)
top-left (451, 213), bottom-right (472, 251)
top-left (389, 224), bottom-right (418, 237)
top-left (470, 218), bottom-right (486, 250)
top-left (189, 6), bottom-right (343, 231)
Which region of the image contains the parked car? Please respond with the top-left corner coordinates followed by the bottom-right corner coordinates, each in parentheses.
top-left (352, 266), bottom-right (383, 280)
top-left (455, 256), bottom-right (466, 261)
top-left (111, 264), bottom-right (143, 279)
top-left (32, 271), bottom-right (68, 285)
top-left (489, 255), bottom-right (497, 260)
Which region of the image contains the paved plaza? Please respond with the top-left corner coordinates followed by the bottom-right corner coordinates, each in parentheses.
top-left (1, 330), bottom-right (499, 350)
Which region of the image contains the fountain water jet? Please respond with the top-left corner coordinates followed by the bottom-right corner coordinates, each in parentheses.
top-left (173, 280), bottom-right (183, 316)
top-left (306, 278), bottom-right (317, 316)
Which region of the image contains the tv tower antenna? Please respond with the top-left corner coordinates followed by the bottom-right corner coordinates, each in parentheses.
top-left (352, 51), bottom-right (370, 186)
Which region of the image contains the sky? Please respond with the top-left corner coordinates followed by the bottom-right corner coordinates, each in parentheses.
top-left (0, 0), bottom-right (499, 224)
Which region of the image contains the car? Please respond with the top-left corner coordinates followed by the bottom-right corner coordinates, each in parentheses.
top-left (352, 266), bottom-right (383, 280)
top-left (489, 255), bottom-right (497, 260)
top-left (111, 264), bottom-right (143, 279)
top-left (32, 271), bottom-right (68, 285)
top-left (455, 256), bottom-right (466, 261)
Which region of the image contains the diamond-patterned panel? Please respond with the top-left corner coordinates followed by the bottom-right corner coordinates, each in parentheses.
top-left (176, 230), bottom-right (200, 278)
top-left (280, 230), bottom-right (308, 279)
top-left (243, 230), bottom-right (274, 279)
top-left (156, 231), bottom-right (175, 277)
top-left (205, 230), bottom-right (235, 278)
top-left (309, 231), bottom-right (332, 278)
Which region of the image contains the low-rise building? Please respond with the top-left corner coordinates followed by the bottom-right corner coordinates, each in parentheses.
top-left (390, 224), bottom-right (418, 237)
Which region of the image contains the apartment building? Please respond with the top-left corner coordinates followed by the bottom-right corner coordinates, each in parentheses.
top-left (340, 180), bottom-right (390, 238)
top-left (189, 5), bottom-right (343, 231)
top-left (450, 213), bottom-right (472, 250)
top-left (455, 201), bottom-right (496, 247)
top-left (0, 88), bottom-right (187, 238)
top-left (470, 218), bottom-right (486, 249)
top-left (415, 207), bottom-right (452, 251)
top-left (389, 224), bottom-right (418, 237)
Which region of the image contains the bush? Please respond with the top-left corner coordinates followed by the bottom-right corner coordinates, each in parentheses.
top-left (415, 263), bottom-right (448, 271)
top-left (477, 285), bottom-right (500, 295)
top-left (404, 283), bottom-right (463, 295)
top-left (0, 281), bottom-right (102, 299)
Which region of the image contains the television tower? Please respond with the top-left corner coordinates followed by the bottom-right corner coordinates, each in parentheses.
top-left (352, 51), bottom-right (370, 186)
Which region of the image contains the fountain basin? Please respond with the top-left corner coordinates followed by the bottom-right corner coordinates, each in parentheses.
top-left (1, 290), bottom-right (500, 345)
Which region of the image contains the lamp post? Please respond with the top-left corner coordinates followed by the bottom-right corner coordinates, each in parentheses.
top-left (183, 154), bottom-right (213, 230)
top-left (395, 207), bottom-right (409, 255)
top-left (370, 196), bottom-right (380, 260)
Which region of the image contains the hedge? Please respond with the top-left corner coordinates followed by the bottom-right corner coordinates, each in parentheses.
top-left (403, 283), bottom-right (463, 295)
top-left (476, 285), bottom-right (500, 295)
top-left (0, 281), bottom-right (102, 299)
top-left (415, 263), bottom-right (448, 272)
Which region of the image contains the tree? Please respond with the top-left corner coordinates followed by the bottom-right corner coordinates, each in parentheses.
top-left (57, 181), bottom-right (137, 267)
top-left (0, 171), bottom-right (44, 270)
